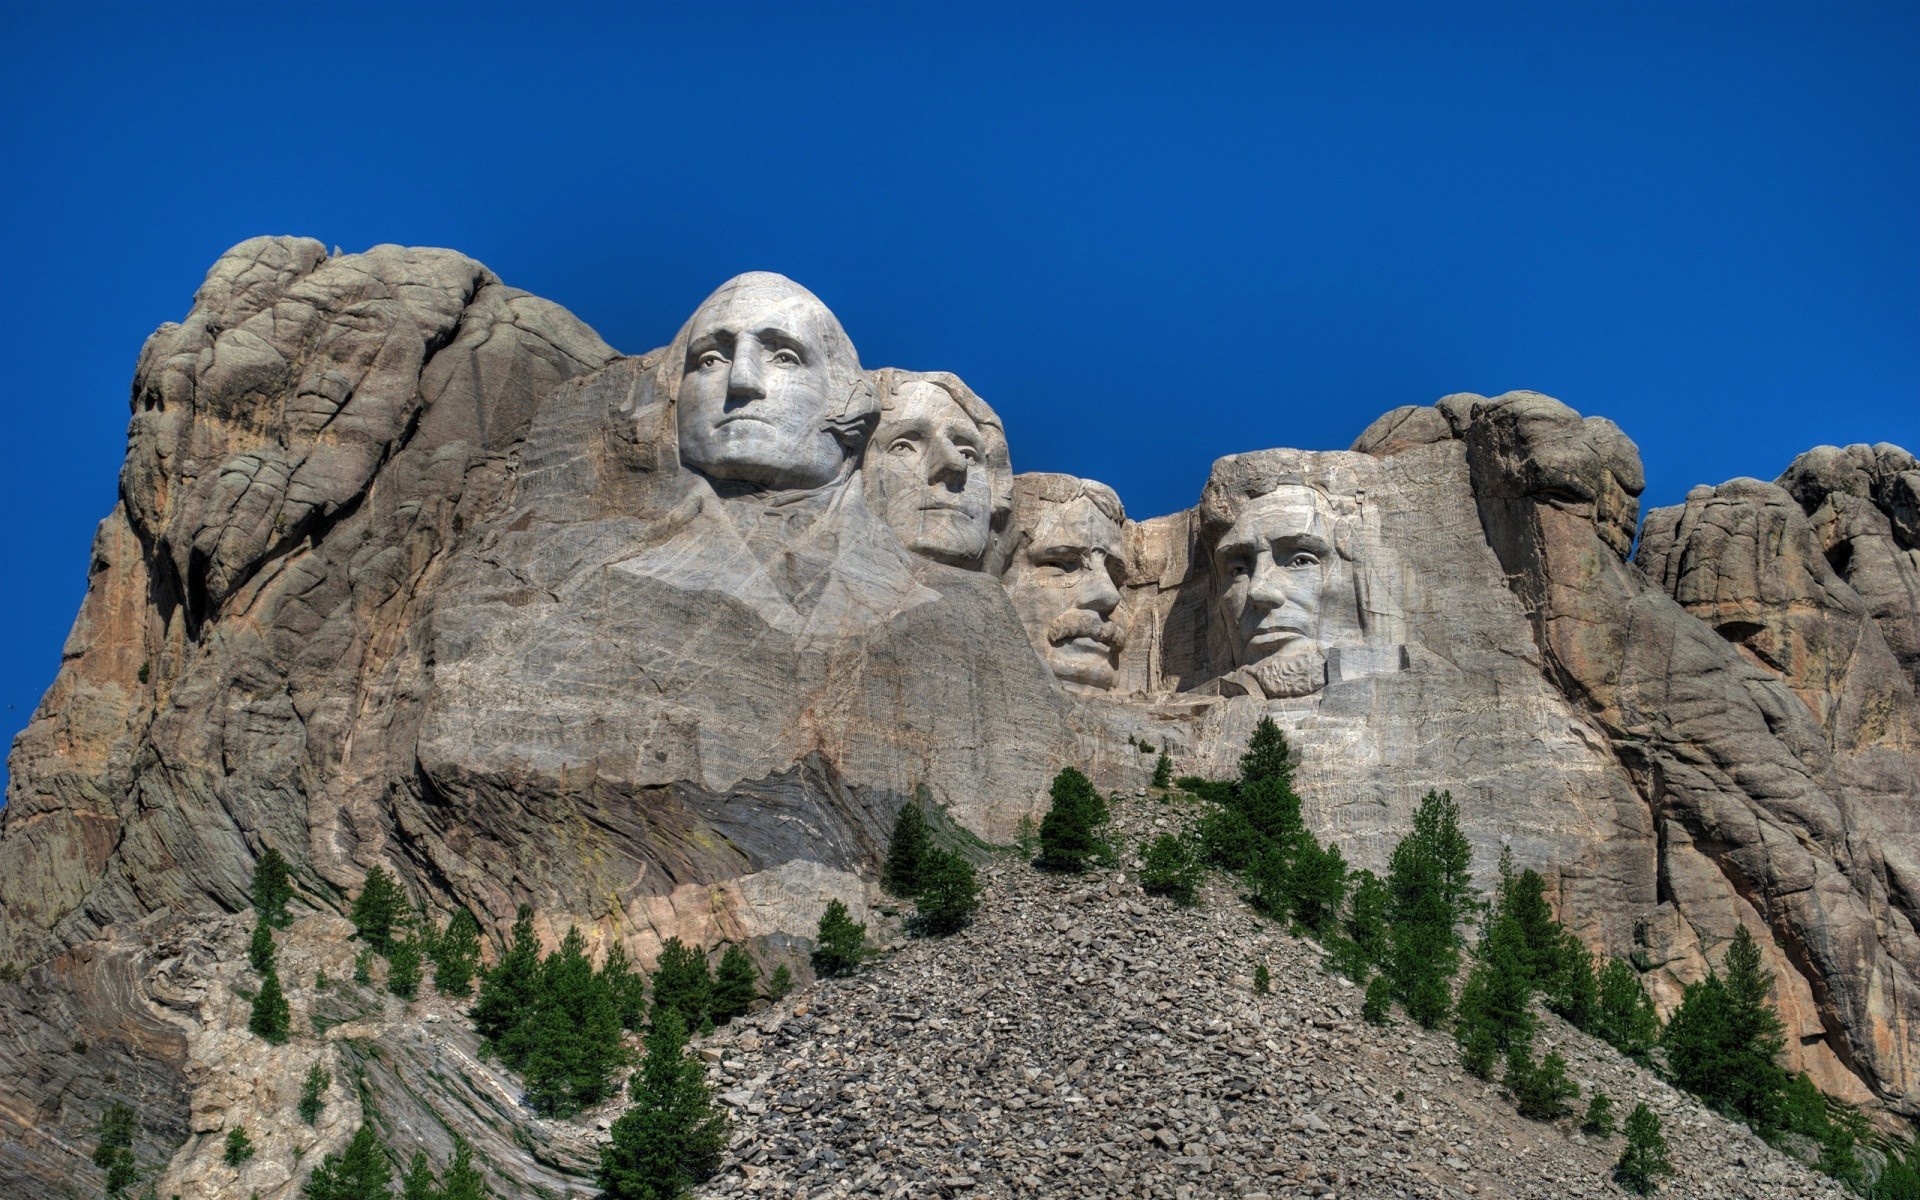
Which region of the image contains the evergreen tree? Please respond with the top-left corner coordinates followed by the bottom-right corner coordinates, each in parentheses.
top-left (1383, 791), bottom-right (1475, 1028)
top-left (1614, 1103), bottom-right (1673, 1195)
top-left (650, 937), bottom-right (715, 1034)
top-left (402, 1151), bottom-right (436, 1200)
top-left (250, 962), bottom-right (292, 1044)
top-left (1246, 841), bottom-right (1292, 922)
top-left (1781, 1071), bottom-right (1867, 1189)
top-left (525, 927), bottom-right (624, 1117)
top-left (1253, 962), bottom-right (1271, 995)
top-left (767, 965), bottom-right (793, 1001)
top-left (1505, 1045), bottom-right (1577, 1121)
top-left (599, 940), bottom-right (650, 1032)
top-left (1362, 974), bottom-right (1394, 1025)
top-left (1139, 832), bottom-right (1204, 906)
top-left (350, 866), bottom-right (406, 954)
top-left (882, 801), bottom-right (931, 896)
top-left (302, 1124), bottom-right (394, 1200)
top-left (1581, 1091), bottom-right (1617, 1138)
top-left (472, 905), bottom-right (541, 1067)
top-left (910, 848), bottom-right (980, 936)
top-left (1873, 1146), bottom-right (1920, 1200)
top-left (1286, 833), bottom-right (1348, 935)
top-left (1501, 863), bottom-right (1565, 987)
top-left (1663, 925), bottom-right (1788, 1134)
top-left (224, 1125), bottom-right (256, 1166)
top-left (1592, 957), bottom-right (1661, 1063)
top-left (253, 846), bottom-right (296, 929)
top-left (250, 918), bottom-right (278, 975)
top-left (1455, 861), bottom-right (1544, 1078)
top-left (1036, 767), bottom-right (1109, 872)
top-left (1546, 933), bottom-right (1598, 1031)
top-left (1239, 716), bottom-right (1294, 787)
top-left (387, 936), bottom-right (422, 1000)
top-left (429, 911), bottom-right (483, 999)
top-left (1151, 750), bottom-right (1173, 789)
top-left (93, 1101), bottom-right (139, 1196)
top-left (1196, 805), bottom-right (1262, 872)
top-left (710, 945), bottom-right (758, 1026)
top-left (811, 900), bottom-right (867, 978)
top-left (1329, 868), bottom-right (1389, 981)
top-left (299, 1063), bottom-right (331, 1125)
top-left (1410, 790), bottom-right (1476, 924)
top-left (439, 1139), bottom-right (489, 1200)
top-left (597, 1008), bottom-right (729, 1200)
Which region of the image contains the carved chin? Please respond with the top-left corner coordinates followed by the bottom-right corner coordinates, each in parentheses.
top-left (1047, 641), bottom-right (1117, 691)
top-left (1249, 646), bottom-right (1327, 698)
top-left (903, 513), bottom-right (989, 567)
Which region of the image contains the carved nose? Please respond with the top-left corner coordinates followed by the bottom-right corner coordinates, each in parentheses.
top-left (925, 438), bottom-right (969, 487)
top-left (1080, 557), bottom-right (1121, 616)
top-left (1245, 560), bottom-right (1287, 609)
top-left (727, 349), bottom-right (766, 401)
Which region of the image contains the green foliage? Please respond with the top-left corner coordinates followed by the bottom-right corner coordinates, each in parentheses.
top-left (472, 906), bottom-right (541, 1064)
top-left (766, 965), bottom-right (793, 1001)
top-left (1139, 832), bottom-right (1204, 906)
top-left (811, 900), bottom-right (867, 978)
top-left (1036, 767), bottom-right (1109, 873)
top-left (250, 919), bottom-right (278, 975)
top-left (1175, 776), bottom-right (1236, 806)
top-left (1614, 1103), bottom-right (1674, 1194)
top-left (1873, 1145), bottom-right (1920, 1200)
top-left (910, 848), bottom-right (980, 936)
top-left (1581, 1090), bottom-right (1616, 1138)
top-left (224, 1127), bottom-right (256, 1167)
top-left (350, 866), bottom-right (406, 954)
top-left (299, 1063), bottom-right (330, 1125)
top-left (1780, 1071), bottom-right (1868, 1189)
top-left (1252, 962), bottom-right (1271, 995)
top-left (1545, 933), bottom-right (1597, 1031)
top-left (439, 1140), bottom-right (489, 1200)
top-left (710, 945), bottom-right (759, 1026)
top-left (1151, 750), bottom-right (1173, 789)
top-left (598, 1008), bottom-right (729, 1200)
top-left (525, 926), bottom-right (626, 1117)
top-left (94, 1101), bottom-right (139, 1196)
top-left (1196, 805), bottom-right (1262, 872)
top-left (1455, 858), bottom-right (1545, 1077)
top-left (1591, 957), bottom-right (1661, 1063)
top-left (252, 847), bottom-right (296, 929)
top-left (249, 963), bottom-right (291, 1044)
top-left (1663, 925), bottom-right (1789, 1134)
top-left (403, 1151), bottom-right (436, 1200)
top-left (353, 950), bottom-right (373, 986)
top-left (1384, 791), bottom-right (1476, 1028)
top-left (1239, 716), bottom-right (1293, 787)
top-left (1505, 1045), bottom-right (1578, 1121)
top-left (650, 938), bottom-right (715, 1034)
top-left (1362, 975), bottom-right (1394, 1026)
top-left (883, 801), bottom-right (931, 896)
top-left (302, 1124), bottom-right (393, 1200)
top-left (598, 940), bottom-right (649, 1032)
top-left (387, 936), bottom-right (422, 1001)
top-left (1328, 869), bottom-right (1389, 981)
top-left (429, 911), bottom-right (483, 999)
top-left (1286, 834), bottom-right (1348, 935)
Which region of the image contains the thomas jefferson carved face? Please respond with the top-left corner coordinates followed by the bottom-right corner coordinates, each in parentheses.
top-left (870, 381), bottom-right (995, 567)
top-left (1003, 482), bottom-right (1128, 692)
top-left (674, 274), bottom-right (865, 490)
top-left (1212, 485), bottom-right (1339, 695)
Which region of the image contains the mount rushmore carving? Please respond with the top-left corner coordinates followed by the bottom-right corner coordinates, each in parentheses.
top-left (1, 239), bottom-right (1916, 1192)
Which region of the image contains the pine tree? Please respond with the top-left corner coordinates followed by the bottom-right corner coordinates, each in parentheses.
top-left (1253, 962), bottom-right (1271, 995)
top-left (599, 940), bottom-right (650, 1032)
top-left (1411, 790), bottom-right (1476, 924)
top-left (224, 1126), bottom-right (256, 1167)
top-left (1151, 750), bottom-right (1173, 789)
top-left (1139, 832), bottom-right (1203, 906)
top-left (387, 936), bottom-right (422, 1000)
top-left (402, 1150), bottom-right (436, 1200)
top-left (598, 1008), bottom-right (729, 1200)
top-left (350, 866), bottom-right (405, 954)
top-left (250, 962), bottom-right (292, 1044)
top-left (1592, 957), bottom-right (1661, 1062)
top-left (910, 848), bottom-right (980, 936)
top-left (299, 1062), bottom-right (331, 1125)
top-left (650, 937), bottom-right (715, 1034)
top-left (1196, 805), bottom-right (1261, 872)
top-left (1036, 767), bottom-right (1108, 872)
top-left (253, 846), bottom-right (296, 929)
top-left (93, 1101), bottom-right (139, 1196)
top-left (883, 801), bottom-right (930, 896)
top-left (1664, 925), bottom-right (1788, 1133)
top-left (430, 910), bottom-right (483, 999)
top-left (1362, 974), bottom-right (1394, 1025)
top-left (472, 905), bottom-right (541, 1067)
top-left (812, 900), bottom-right (867, 978)
top-left (1286, 833), bottom-right (1348, 935)
top-left (1239, 716), bottom-right (1293, 787)
top-left (1330, 868), bottom-right (1389, 981)
top-left (1614, 1103), bottom-right (1673, 1194)
top-left (1455, 864), bottom-right (1542, 1078)
top-left (439, 1138), bottom-right (489, 1200)
top-left (302, 1124), bottom-right (394, 1200)
top-left (1246, 841), bottom-right (1292, 922)
top-left (1501, 863), bottom-right (1565, 987)
top-left (250, 918), bottom-right (278, 975)
top-left (1505, 1045), bottom-right (1577, 1121)
top-left (525, 927), bottom-right (624, 1117)
top-left (710, 945), bottom-right (758, 1026)
top-left (1581, 1091), bottom-right (1617, 1137)
top-left (1546, 933), bottom-right (1598, 1031)
top-left (767, 965), bottom-right (793, 1000)
top-left (1383, 791), bottom-right (1475, 1028)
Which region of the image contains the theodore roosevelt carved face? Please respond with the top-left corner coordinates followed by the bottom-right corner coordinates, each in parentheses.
top-left (865, 372), bottom-right (1011, 569)
top-left (672, 273), bottom-right (872, 491)
top-left (1002, 476), bottom-right (1128, 692)
top-left (1210, 484), bottom-right (1341, 697)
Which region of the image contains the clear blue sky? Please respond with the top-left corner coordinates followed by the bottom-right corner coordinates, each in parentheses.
top-left (2, 2), bottom-right (1915, 784)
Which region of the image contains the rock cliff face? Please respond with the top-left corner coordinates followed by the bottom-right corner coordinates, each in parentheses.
top-left (0, 239), bottom-right (1914, 1195)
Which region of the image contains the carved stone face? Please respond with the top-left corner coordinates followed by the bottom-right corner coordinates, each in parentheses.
top-left (1213, 485), bottom-right (1338, 690)
top-left (675, 276), bottom-right (857, 490)
top-left (1004, 493), bottom-right (1127, 691)
top-left (870, 382), bottom-right (994, 567)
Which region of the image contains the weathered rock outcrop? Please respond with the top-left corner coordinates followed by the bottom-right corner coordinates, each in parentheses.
top-left (0, 241), bottom-right (1914, 1196)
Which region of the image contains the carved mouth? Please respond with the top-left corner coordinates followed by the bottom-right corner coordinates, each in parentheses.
top-left (1248, 627), bottom-right (1307, 652)
top-left (715, 414), bottom-right (773, 430)
top-left (1055, 634), bottom-right (1114, 653)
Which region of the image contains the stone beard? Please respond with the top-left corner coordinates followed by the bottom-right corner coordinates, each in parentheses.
top-left (865, 372), bottom-right (1011, 570)
top-left (1210, 483), bottom-right (1345, 698)
top-left (1002, 477), bottom-right (1129, 692)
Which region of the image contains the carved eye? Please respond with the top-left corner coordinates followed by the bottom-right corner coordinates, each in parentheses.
top-left (771, 348), bottom-right (802, 366)
top-left (957, 446), bottom-right (980, 464)
top-left (1036, 554), bottom-right (1080, 577)
top-left (1225, 556), bottom-right (1252, 579)
top-left (1283, 552), bottom-right (1320, 569)
top-left (888, 438), bottom-right (918, 456)
top-left (696, 350), bottom-right (726, 369)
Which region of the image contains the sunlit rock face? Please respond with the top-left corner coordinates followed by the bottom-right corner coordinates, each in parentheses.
top-left (2, 242), bottom-right (1918, 1193)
